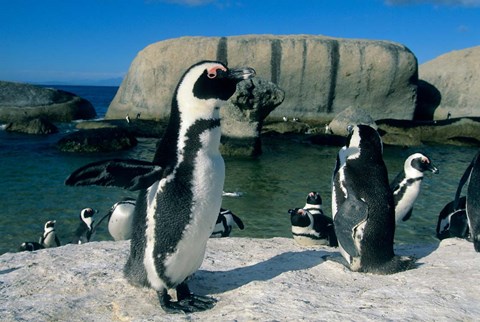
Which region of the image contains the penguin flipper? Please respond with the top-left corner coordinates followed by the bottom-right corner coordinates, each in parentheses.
top-left (333, 197), bottom-right (368, 259)
top-left (402, 209), bottom-right (413, 222)
top-left (65, 159), bottom-right (163, 191)
top-left (231, 213), bottom-right (245, 230)
top-left (454, 159), bottom-right (474, 209)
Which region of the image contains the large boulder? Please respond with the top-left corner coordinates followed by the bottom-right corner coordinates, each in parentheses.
top-left (0, 81), bottom-right (96, 123)
top-left (419, 46), bottom-right (480, 120)
top-left (106, 35), bottom-right (418, 122)
top-left (1, 238), bottom-right (480, 320)
top-left (57, 128), bottom-right (137, 153)
top-left (5, 117), bottom-right (58, 135)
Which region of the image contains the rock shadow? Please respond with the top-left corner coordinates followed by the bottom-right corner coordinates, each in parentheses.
top-left (414, 80), bottom-right (442, 121)
top-left (192, 249), bottom-right (327, 295)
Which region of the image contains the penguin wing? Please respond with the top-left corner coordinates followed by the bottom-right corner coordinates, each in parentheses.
top-left (389, 171), bottom-right (403, 191)
top-left (65, 159), bottom-right (164, 191)
top-left (231, 213), bottom-right (245, 230)
top-left (333, 197), bottom-right (368, 259)
top-left (454, 157), bottom-right (475, 209)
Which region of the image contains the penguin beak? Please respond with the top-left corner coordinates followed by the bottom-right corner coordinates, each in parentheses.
top-left (227, 67), bottom-right (256, 81)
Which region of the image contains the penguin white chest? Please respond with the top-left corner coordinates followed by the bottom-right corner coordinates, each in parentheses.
top-left (394, 180), bottom-right (421, 221)
top-left (164, 149), bottom-right (225, 285)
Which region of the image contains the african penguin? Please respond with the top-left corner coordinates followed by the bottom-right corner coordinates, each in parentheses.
top-left (65, 61), bottom-right (255, 313)
top-left (211, 208), bottom-right (244, 238)
top-left (19, 242), bottom-right (44, 252)
top-left (331, 124), bottom-right (414, 274)
top-left (454, 149), bottom-right (480, 252)
top-left (71, 208), bottom-right (96, 244)
top-left (289, 191), bottom-right (338, 247)
top-left (39, 220), bottom-right (61, 248)
top-left (436, 196), bottom-right (469, 240)
top-left (390, 153), bottom-right (439, 223)
top-left (95, 198), bottom-right (136, 241)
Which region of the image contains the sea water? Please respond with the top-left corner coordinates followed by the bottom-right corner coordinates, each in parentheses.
top-left (0, 85), bottom-right (477, 254)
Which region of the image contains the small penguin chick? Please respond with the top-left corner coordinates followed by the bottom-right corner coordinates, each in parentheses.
top-left (391, 153), bottom-right (439, 223)
top-left (39, 220), bottom-right (61, 248)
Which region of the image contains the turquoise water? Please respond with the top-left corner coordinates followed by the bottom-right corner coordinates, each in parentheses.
top-left (0, 86), bottom-right (477, 254)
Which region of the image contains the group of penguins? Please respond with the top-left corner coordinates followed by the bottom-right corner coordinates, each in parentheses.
top-left (19, 200), bottom-right (245, 251)
top-left (15, 61), bottom-right (480, 313)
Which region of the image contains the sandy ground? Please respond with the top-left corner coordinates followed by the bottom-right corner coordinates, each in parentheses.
top-left (1, 237), bottom-right (479, 321)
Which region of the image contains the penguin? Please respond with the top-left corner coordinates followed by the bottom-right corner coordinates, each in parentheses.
top-left (125, 114), bottom-right (131, 124)
top-left (39, 220), bottom-right (61, 248)
top-left (436, 196), bottom-right (469, 240)
top-left (390, 153), bottom-right (439, 223)
top-left (331, 124), bottom-right (414, 274)
top-left (210, 208), bottom-right (244, 238)
top-left (65, 61), bottom-right (255, 313)
top-left (95, 198), bottom-right (136, 241)
top-left (71, 208), bottom-right (96, 244)
top-left (18, 242), bottom-right (44, 252)
top-left (289, 191), bottom-right (338, 247)
top-left (454, 149), bottom-right (480, 252)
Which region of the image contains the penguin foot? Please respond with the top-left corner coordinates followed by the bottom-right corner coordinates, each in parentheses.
top-left (158, 291), bottom-right (216, 314)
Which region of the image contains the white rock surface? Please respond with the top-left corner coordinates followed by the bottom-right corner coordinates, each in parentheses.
top-left (1, 237), bottom-right (479, 321)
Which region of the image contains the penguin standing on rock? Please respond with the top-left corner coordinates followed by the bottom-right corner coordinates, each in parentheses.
top-left (71, 208), bottom-right (96, 244)
top-left (331, 124), bottom-right (414, 274)
top-left (390, 153), bottom-right (439, 223)
top-left (95, 198), bottom-right (136, 241)
top-left (289, 191), bottom-right (338, 247)
top-left (39, 220), bottom-right (61, 248)
top-left (436, 196), bottom-right (469, 240)
top-left (211, 208), bottom-right (244, 237)
top-left (65, 61), bottom-right (256, 313)
top-left (454, 150), bottom-right (480, 252)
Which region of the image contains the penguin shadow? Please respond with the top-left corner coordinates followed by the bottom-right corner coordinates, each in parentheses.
top-left (192, 249), bottom-right (328, 295)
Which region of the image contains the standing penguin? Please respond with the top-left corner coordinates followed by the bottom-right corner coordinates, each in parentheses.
top-left (289, 191), bottom-right (337, 247)
top-left (454, 150), bottom-right (480, 252)
top-left (95, 198), bottom-right (136, 241)
top-left (210, 208), bottom-right (244, 238)
top-left (331, 124), bottom-right (414, 274)
top-left (65, 61), bottom-right (255, 313)
top-left (39, 220), bottom-right (61, 248)
top-left (71, 208), bottom-right (96, 244)
top-left (436, 196), bottom-right (469, 240)
top-left (390, 153), bottom-right (439, 223)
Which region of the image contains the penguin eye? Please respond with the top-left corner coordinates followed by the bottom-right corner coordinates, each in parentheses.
top-left (207, 72), bottom-right (217, 79)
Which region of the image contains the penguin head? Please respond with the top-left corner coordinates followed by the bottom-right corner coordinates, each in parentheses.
top-left (80, 208), bottom-right (97, 230)
top-left (289, 208), bottom-right (313, 228)
top-left (44, 220), bottom-right (56, 233)
top-left (405, 153), bottom-right (439, 177)
top-left (175, 61), bottom-right (256, 121)
top-left (342, 124), bottom-right (383, 161)
top-left (305, 192), bottom-right (322, 209)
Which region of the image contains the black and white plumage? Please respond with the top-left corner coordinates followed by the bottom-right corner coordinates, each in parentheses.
top-left (331, 124), bottom-right (414, 274)
top-left (71, 208), bottom-right (96, 244)
top-left (289, 191), bottom-right (337, 247)
top-left (454, 150), bottom-right (480, 252)
top-left (436, 197), bottom-right (469, 240)
top-left (39, 220), bottom-right (61, 248)
top-left (390, 153), bottom-right (439, 223)
top-left (96, 198), bottom-right (136, 241)
top-left (19, 242), bottom-right (44, 252)
top-left (65, 61), bottom-right (255, 313)
top-left (211, 208), bottom-right (244, 238)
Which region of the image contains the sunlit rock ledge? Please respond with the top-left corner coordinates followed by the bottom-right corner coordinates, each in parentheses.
top-left (1, 237), bottom-right (479, 321)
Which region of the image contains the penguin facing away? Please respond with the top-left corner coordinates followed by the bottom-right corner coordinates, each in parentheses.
top-left (65, 61), bottom-right (256, 313)
top-left (211, 208), bottom-right (245, 238)
top-left (390, 153), bottom-right (439, 223)
top-left (289, 191), bottom-right (338, 247)
top-left (436, 196), bottom-right (469, 240)
top-left (39, 220), bottom-right (61, 248)
top-left (454, 150), bottom-right (480, 252)
top-left (331, 124), bottom-right (414, 274)
top-left (71, 208), bottom-right (96, 244)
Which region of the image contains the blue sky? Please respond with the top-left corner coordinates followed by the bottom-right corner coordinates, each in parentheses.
top-left (0, 0), bottom-right (479, 85)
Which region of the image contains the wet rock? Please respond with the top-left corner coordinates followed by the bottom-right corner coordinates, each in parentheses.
top-left (57, 128), bottom-right (137, 153)
top-left (5, 117), bottom-right (58, 135)
top-left (0, 81), bottom-right (96, 122)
